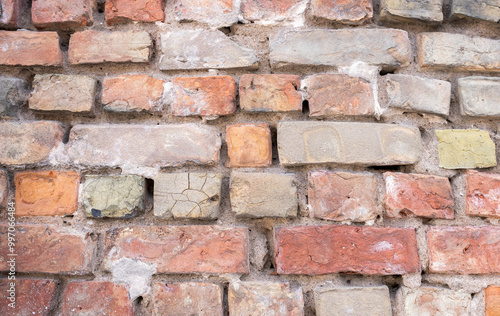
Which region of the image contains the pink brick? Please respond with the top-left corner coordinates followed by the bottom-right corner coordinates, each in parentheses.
top-left (32, 0), bottom-right (94, 29)
top-left (0, 31), bottom-right (63, 66)
top-left (466, 170), bottom-right (500, 218)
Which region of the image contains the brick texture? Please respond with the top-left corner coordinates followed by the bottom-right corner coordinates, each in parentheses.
top-left (0, 279), bottom-right (56, 316)
top-left (0, 31), bottom-right (63, 66)
top-left (105, 0), bottom-right (165, 25)
top-left (486, 285), bottom-right (500, 316)
top-left (32, 0), bottom-right (94, 29)
top-left (466, 171), bottom-right (500, 218)
top-left (226, 123), bottom-right (272, 168)
top-left (0, 0), bottom-right (24, 28)
top-left (241, 0), bottom-right (306, 22)
top-left (311, 0), bottom-right (373, 24)
top-left (0, 170), bottom-right (7, 210)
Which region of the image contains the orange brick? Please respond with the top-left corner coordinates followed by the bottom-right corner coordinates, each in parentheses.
top-left (486, 286), bottom-right (500, 316)
top-left (0, 279), bottom-right (56, 316)
top-left (153, 283), bottom-right (223, 315)
top-left (105, 0), bottom-right (165, 25)
top-left (0, 31), bottom-right (63, 67)
top-left (226, 123), bottom-right (272, 168)
top-left (15, 171), bottom-right (80, 216)
top-left (32, 0), bottom-right (94, 29)
top-left (466, 170), bottom-right (500, 218)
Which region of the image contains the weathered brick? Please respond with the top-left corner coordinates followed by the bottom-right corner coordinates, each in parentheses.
top-left (0, 279), bottom-right (56, 316)
top-left (0, 121), bottom-right (64, 165)
top-left (309, 171), bottom-right (378, 222)
top-left (435, 129), bottom-right (497, 169)
top-left (270, 29), bottom-right (411, 69)
top-left (380, 0), bottom-right (443, 22)
top-left (102, 74), bottom-right (165, 113)
top-left (68, 30), bottom-right (151, 64)
top-left (384, 74), bottom-right (451, 116)
top-left (451, 0), bottom-right (500, 23)
top-left (0, 77), bottom-right (27, 117)
top-left (159, 30), bottom-right (258, 70)
top-left (32, 0), bottom-right (94, 29)
top-left (384, 172), bottom-right (454, 219)
top-left (15, 170), bottom-right (80, 217)
top-left (62, 281), bottom-right (133, 316)
top-left (0, 0), bottom-right (24, 28)
top-left (241, 0), bottom-right (306, 23)
top-left (398, 287), bottom-right (471, 315)
top-left (466, 170), bottom-right (500, 218)
top-left (311, 0), bottom-right (373, 24)
top-left (171, 76), bottom-right (236, 117)
top-left (229, 282), bottom-right (303, 316)
top-left (278, 122), bottom-right (422, 166)
top-left (153, 282), bottom-right (223, 316)
top-left (275, 225), bottom-right (420, 275)
top-left (230, 172), bottom-right (298, 218)
top-left (67, 124), bottom-right (221, 167)
top-left (174, 0), bottom-right (237, 26)
top-left (315, 286), bottom-right (391, 316)
top-left (0, 225), bottom-right (95, 274)
top-left (83, 175), bottom-right (145, 218)
top-left (486, 285), bottom-right (500, 316)
top-left (226, 123), bottom-right (272, 168)
top-left (29, 74), bottom-right (96, 113)
top-left (428, 226), bottom-right (500, 274)
top-left (154, 173), bottom-right (222, 220)
top-left (103, 226), bottom-right (249, 274)
top-left (303, 73), bottom-right (375, 117)
top-left (0, 31), bottom-right (62, 66)
top-left (458, 77), bottom-right (500, 117)
top-left (418, 33), bottom-right (500, 72)
top-left (0, 170), bottom-right (7, 210)
top-left (239, 74), bottom-right (302, 112)
top-left (105, 0), bottom-right (165, 25)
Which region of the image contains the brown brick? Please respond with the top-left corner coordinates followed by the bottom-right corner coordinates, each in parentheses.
top-left (153, 283), bottom-right (223, 316)
top-left (62, 281), bottom-right (133, 316)
top-left (0, 279), bottom-right (56, 316)
top-left (466, 171), bottom-right (500, 218)
top-left (0, 0), bottom-right (24, 28)
top-left (0, 121), bottom-right (64, 165)
top-left (102, 74), bottom-right (165, 112)
top-left (0, 31), bottom-right (63, 66)
top-left (304, 74), bottom-right (375, 117)
top-left (171, 76), bottom-right (236, 117)
top-left (308, 171), bottom-right (379, 222)
top-left (226, 123), bottom-right (272, 168)
top-left (275, 225), bottom-right (420, 275)
top-left (15, 170), bottom-right (80, 217)
top-left (0, 225), bottom-right (95, 274)
top-left (105, 0), bottom-right (165, 25)
top-left (103, 226), bottom-right (249, 274)
top-left (241, 0), bottom-right (305, 21)
top-left (428, 226), bottom-right (500, 274)
top-left (0, 170), bottom-right (7, 210)
top-left (311, 0), bottom-right (373, 24)
top-left (486, 285), bottom-right (500, 316)
top-left (239, 74), bottom-right (302, 112)
top-left (32, 0), bottom-right (94, 29)
top-left (174, 0), bottom-right (236, 25)
top-left (68, 30), bottom-right (152, 64)
top-left (384, 172), bottom-right (454, 219)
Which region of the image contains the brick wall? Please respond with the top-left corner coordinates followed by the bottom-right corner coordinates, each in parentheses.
top-left (0, 0), bottom-right (499, 315)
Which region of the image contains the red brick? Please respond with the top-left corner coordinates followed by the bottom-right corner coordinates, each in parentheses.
top-left (486, 285), bottom-right (500, 316)
top-left (239, 74), bottom-right (302, 112)
top-left (311, 0), bottom-right (373, 24)
top-left (304, 74), bottom-right (375, 117)
top-left (0, 225), bottom-right (95, 274)
top-left (105, 0), bottom-right (165, 25)
top-left (0, 170), bottom-right (7, 210)
top-left (103, 226), bottom-right (249, 274)
top-left (308, 171), bottom-right (379, 222)
top-left (153, 282), bottom-right (223, 316)
top-left (0, 279), bottom-right (56, 316)
top-left (0, 31), bottom-right (63, 66)
top-left (226, 123), bottom-right (272, 168)
top-left (15, 170), bottom-right (80, 216)
top-left (32, 0), bottom-right (94, 29)
top-left (174, 0), bottom-right (234, 22)
top-left (384, 172), bottom-right (454, 219)
top-left (275, 225), bottom-right (420, 275)
top-left (466, 170), bottom-right (500, 218)
top-left (102, 74), bottom-right (165, 112)
top-left (428, 226), bottom-right (500, 274)
top-left (241, 0), bottom-right (304, 21)
top-left (62, 281), bottom-right (133, 316)
top-left (171, 76), bottom-right (236, 117)
top-left (0, 0), bottom-right (24, 28)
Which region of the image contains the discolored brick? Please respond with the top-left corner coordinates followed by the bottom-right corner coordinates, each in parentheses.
top-left (226, 123), bottom-right (272, 168)
top-left (0, 77), bottom-right (28, 117)
top-left (0, 0), bottom-right (25, 28)
top-left (466, 170), bottom-right (500, 218)
top-left (32, 0), bottom-right (94, 29)
top-left (451, 0), bottom-right (500, 23)
top-left (458, 77), bottom-right (500, 117)
top-left (174, 0), bottom-right (237, 26)
top-left (105, 0), bottom-right (165, 25)
top-left (241, 0), bottom-right (307, 22)
top-left (0, 31), bottom-right (63, 66)
top-left (311, 0), bottom-right (373, 24)
top-left (0, 170), bottom-right (7, 210)
top-left (380, 0), bottom-right (443, 22)
top-left (398, 286), bottom-right (471, 315)
top-left (0, 279), bottom-right (56, 316)
top-left (486, 285), bottom-right (500, 316)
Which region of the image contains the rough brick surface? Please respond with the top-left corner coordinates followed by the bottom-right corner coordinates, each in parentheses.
top-left (62, 281), bottom-right (133, 316)
top-left (0, 121), bottom-right (64, 165)
top-left (104, 226), bottom-right (249, 274)
top-left (303, 74), bottom-right (375, 117)
top-left (0, 279), bottom-right (56, 316)
top-left (102, 74), bottom-right (165, 112)
top-left (311, 0), bottom-right (373, 24)
top-left (29, 74), bottom-right (96, 113)
top-left (0, 225), bottom-right (95, 274)
top-left (153, 282), bottom-right (223, 316)
top-left (384, 172), bottom-right (454, 219)
top-left (105, 0), bottom-right (165, 25)
top-left (32, 0), bottom-right (94, 29)
top-left (241, 0), bottom-right (306, 22)
top-left (459, 77), bottom-right (500, 117)
top-left (67, 124), bottom-right (221, 167)
top-left (466, 170), bottom-right (500, 218)
top-left (275, 225), bottom-right (420, 275)
top-left (174, 0), bottom-right (237, 26)
top-left (68, 30), bottom-right (152, 64)
top-left (0, 170), bottom-right (7, 210)
top-left (0, 0), bottom-right (24, 27)
top-left (428, 226), bottom-right (500, 274)
top-left (398, 286), bottom-right (471, 316)
top-left (226, 123), bottom-right (272, 168)
top-left (278, 122), bottom-right (422, 166)
top-left (239, 74), bottom-right (302, 112)
top-left (308, 171), bottom-right (379, 222)
top-left (171, 76), bottom-right (236, 117)
top-left (229, 282), bottom-right (303, 316)
top-left (486, 285), bottom-right (500, 316)
top-left (380, 0), bottom-right (443, 22)
top-left (451, 0), bottom-right (500, 23)
top-left (15, 170), bottom-right (80, 216)
top-left (0, 77), bottom-right (27, 117)
top-left (0, 31), bottom-right (63, 66)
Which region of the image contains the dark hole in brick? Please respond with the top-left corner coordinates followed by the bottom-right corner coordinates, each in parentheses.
top-left (302, 100), bottom-right (309, 115)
